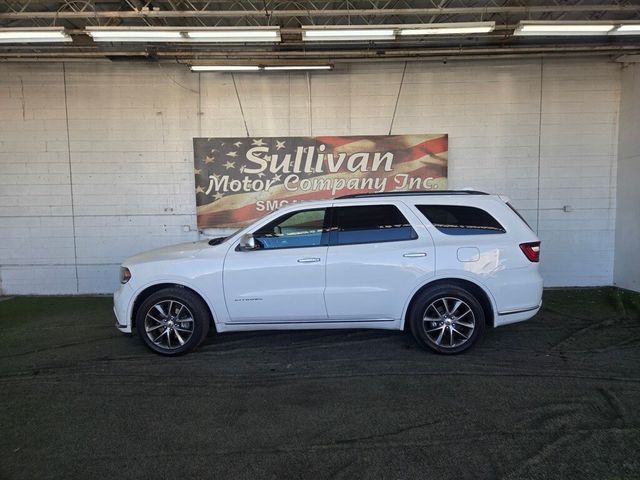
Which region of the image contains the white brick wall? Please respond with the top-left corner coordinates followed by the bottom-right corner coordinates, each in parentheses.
top-left (0, 58), bottom-right (623, 294)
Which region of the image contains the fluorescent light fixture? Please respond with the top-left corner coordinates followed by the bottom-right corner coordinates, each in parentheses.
top-left (0, 27), bottom-right (71, 43)
top-left (612, 24), bottom-right (640, 35)
top-left (399, 22), bottom-right (495, 35)
top-left (191, 65), bottom-right (332, 72)
top-left (190, 65), bottom-right (261, 72)
top-left (302, 27), bottom-right (395, 41)
top-left (87, 27), bottom-right (281, 43)
top-left (185, 28), bottom-right (280, 42)
top-left (87, 28), bottom-right (183, 42)
top-left (514, 21), bottom-right (614, 36)
top-left (264, 65), bottom-right (332, 71)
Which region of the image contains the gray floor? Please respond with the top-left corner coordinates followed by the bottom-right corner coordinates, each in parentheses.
top-left (1, 288), bottom-right (639, 479)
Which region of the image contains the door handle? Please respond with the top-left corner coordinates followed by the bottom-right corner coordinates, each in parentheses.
top-left (403, 252), bottom-right (427, 258)
top-left (297, 257), bottom-right (321, 263)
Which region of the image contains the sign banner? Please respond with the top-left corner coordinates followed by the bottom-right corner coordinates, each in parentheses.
top-left (194, 134), bottom-right (448, 228)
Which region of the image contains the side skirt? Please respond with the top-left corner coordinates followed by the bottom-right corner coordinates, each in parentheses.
top-left (216, 319), bottom-right (402, 333)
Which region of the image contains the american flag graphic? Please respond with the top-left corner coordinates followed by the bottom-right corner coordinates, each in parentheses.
top-left (194, 134), bottom-right (448, 228)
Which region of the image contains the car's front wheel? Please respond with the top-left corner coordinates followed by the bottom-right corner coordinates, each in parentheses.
top-left (409, 284), bottom-right (485, 354)
top-left (136, 287), bottom-right (210, 356)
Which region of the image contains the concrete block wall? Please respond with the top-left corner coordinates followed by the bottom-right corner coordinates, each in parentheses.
top-left (0, 58), bottom-right (622, 294)
top-left (0, 63), bottom-right (200, 294)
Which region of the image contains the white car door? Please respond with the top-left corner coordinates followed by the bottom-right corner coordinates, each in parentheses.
top-left (324, 202), bottom-right (435, 321)
top-left (223, 207), bottom-right (329, 323)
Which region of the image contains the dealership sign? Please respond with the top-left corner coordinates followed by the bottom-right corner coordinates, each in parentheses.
top-left (193, 134), bottom-right (448, 228)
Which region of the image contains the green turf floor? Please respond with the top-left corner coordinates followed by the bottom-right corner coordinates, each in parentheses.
top-left (1, 288), bottom-right (639, 479)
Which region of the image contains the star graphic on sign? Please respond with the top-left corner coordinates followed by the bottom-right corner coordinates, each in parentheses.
top-left (195, 186), bottom-right (205, 194)
top-left (213, 192), bottom-right (224, 200)
top-left (194, 168), bottom-right (201, 175)
top-left (252, 138), bottom-right (266, 147)
top-left (210, 148), bottom-right (217, 153)
top-left (223, 160), bottom-right (235, 170)
top-left (234, 141), bottom-right (243, 147)
top-left (276, 140), bottom-right (286, 150)
top-left (204, 156), bottom-right (215, 164)
top-left (272, 174), bottom-right (282, 182)
top-left (227, 151), bottom-right (238, 157)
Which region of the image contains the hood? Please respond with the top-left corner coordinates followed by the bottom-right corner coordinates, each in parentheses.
top-left (123, 240), bottom-right (215, 265)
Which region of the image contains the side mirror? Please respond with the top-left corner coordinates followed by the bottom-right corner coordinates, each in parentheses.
top-left (239, 233), bottom-right (258, 251)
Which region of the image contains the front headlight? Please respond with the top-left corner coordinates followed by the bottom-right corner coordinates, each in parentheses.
top-left (120, 267), bottom-right (131, 284)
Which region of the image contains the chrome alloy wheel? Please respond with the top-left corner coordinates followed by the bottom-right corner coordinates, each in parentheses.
top-left (144, 300), bottom-right (195, 351)
top-left (422, 296), bottom-right (476, 349)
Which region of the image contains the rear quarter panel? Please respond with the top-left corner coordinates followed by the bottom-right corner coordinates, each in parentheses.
top-left (404, 197), bottom-right (543, 315)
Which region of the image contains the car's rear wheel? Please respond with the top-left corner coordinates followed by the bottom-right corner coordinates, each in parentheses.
top-left (409, 284), bottom-right (485, 354)
top-left (136, 287), bottom-right (210, 356)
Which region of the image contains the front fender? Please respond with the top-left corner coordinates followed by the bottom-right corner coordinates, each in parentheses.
top-left (124, 273), bottom-right (228, 332)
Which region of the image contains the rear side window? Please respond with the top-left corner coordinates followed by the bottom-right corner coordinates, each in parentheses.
top-left (416, 205), bottom-right (506, 235)
top-left (332, 205), bottom-right (417, 245)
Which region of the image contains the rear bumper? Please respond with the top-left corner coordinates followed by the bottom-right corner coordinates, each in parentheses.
top-left (494, 301), bottom-right (542, 327)
top-left (487, 264), bottom-right (543, 327)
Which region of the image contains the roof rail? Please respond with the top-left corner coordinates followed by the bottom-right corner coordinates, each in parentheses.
top-left (335, 190), bottom-right (490, 199)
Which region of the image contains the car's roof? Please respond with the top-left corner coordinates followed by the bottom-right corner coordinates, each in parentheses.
top-left (273, 190), bottom-right (501, 214)
top-left (335, 190), bottom-right (490, 199)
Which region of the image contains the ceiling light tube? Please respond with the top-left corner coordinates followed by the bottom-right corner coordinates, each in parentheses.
top-left (87, 29), bottom-right (183, 42)
top-left (263, 65), bottom-right (332, 71)
top-left (302, 27), bottom-right (395, 41)
top-left (514, 21), bottom-right (614, 36)
top-left (190, 65), bottom-right (261, 72)
top-left (87, 27), bottom-right (281, 43)
top-left (399, 22), bottom-right (495, 35)
top-left (185, 28), bottom-right (280, 42)
top-left (612, 24), bottom-right (640, 35)
top-left (0, 27), bottom-right (71, 43)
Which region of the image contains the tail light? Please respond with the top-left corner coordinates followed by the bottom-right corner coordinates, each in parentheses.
top-left (519, 242), bottom-right (540, 263)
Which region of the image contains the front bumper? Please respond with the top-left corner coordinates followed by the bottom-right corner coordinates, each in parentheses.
top-left (113, 282), bottom-right (134, 334)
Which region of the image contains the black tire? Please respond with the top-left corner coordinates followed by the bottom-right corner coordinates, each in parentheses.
top-left (136, 287), bottom-right (210, 356)
top-left (409, 283), bottom-right (485, 354)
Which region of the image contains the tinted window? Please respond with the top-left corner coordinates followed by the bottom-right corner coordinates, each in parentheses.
top-left (332, 205), bottom-right (417, 245)
top-left (254, 208), bottom-right (327, 249)
top-left (416, 205), bottom-right (506, 235)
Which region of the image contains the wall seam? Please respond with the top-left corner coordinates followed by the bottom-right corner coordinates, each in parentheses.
top-left (306, 71), bottom-right (313, 136)
top-left (535, 57), bottom-right (544, 234)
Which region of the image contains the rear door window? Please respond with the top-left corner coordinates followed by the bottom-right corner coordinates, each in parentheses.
top-left (416, 205), bottom-right (506, 235)
top-left (331, 205), bottom-right (417, 245)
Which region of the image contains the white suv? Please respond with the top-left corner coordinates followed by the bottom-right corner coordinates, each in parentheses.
top-left (114, 191), bottom-right (542, 356)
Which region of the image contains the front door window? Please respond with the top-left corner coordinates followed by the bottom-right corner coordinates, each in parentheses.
top-left (254, 208), bottom-right (328, 249)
